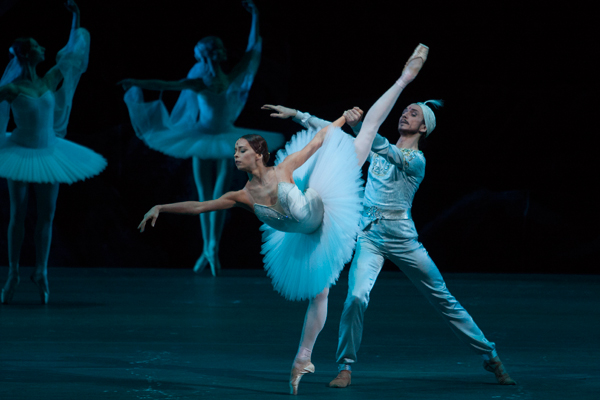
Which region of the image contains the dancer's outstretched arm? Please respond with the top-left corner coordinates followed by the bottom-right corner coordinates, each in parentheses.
top-left (229, 0), bottom-right (260, 82)
top-left (279, 116), bottom-right (346, 174)
top-left (138, 190), bottom-right (250, 232)
top-left (43, 0), bottom-right (82, 92)
top-left (262, 104), bottom-right (334, 131)
top-left (354, 44), bottom-right (428, 166)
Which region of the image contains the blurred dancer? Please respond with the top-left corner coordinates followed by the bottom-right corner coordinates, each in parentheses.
top-left (0, 0), bottom-right (106, 304)
top-left (120, 0), bottom-right (283, 276)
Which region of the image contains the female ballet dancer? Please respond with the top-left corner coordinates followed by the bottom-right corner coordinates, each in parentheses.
top-left (137, 45), bottom-right (428, 394)
top-left (0, 0), bottom-right (106, 304)
top-left (120, 0), bottom-right (283, 276)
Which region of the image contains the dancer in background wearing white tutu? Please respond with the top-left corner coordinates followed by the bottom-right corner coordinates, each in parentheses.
top-left (120, 0), bottom-right (283, 276)
top-left (137, 45), bottom-right (427, 395)
top-left (268, 46), bottom-right (516, 387)
top-left (0, 0), bottom-right (106, 304)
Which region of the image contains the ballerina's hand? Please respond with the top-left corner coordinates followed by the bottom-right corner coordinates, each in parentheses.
top-left (117, 79), bottom-right (135, 91)
top-left (242, 0), bottom-right (258, 14)
top-left (138, 206), bottom-right (160, 233)
top-left (261, 104), bottom-right (296, 119)
top-left (343, 107), bottom-right (364, 128)
top-left (64, 0), bottom-right (80, 14)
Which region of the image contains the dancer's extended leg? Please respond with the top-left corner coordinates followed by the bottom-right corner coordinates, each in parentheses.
top-left (353, 44), bottom-right (428, 166)
top-left (290, 287), bottom-right (329, 395)
top-left (1, 180), bottom-right (29, 304)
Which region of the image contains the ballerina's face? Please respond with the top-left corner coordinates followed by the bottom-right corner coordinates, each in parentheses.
top-left (13, 38), bottom-right (45, 65)
top-left (234, 139), bottom-right (261, 171)
top-left (194, 37), bottom-right (227, 63)
top-left (398, 104), bottom-right (427, 135)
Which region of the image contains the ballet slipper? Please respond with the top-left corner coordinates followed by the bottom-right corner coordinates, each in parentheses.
top-left (289, 359), bottom-right (315, 395)
top-left (31, 273), bottom-right (49, 305)
top-left (397, 43), bottom-right (429, 87)
top-left (483, 356), bottom-right (517, 385)
top-left (1, 274), bottom-right (20, 304)
top-left (328, 370), bottom-right (351, 388)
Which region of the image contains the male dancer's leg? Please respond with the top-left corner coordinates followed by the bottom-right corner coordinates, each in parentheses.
top-left (388, 240), bottom-right (497, 358)
top-left (336, 234), bottom-right (386, 369)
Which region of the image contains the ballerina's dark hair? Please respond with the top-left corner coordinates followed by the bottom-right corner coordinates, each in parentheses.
top-left (8, 38), bottom-right (33, 63)
top-left (240, 134), bottom-right (270, 166)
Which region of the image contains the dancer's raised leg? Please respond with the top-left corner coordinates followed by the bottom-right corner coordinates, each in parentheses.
top-left (353, 44), bottom-right (428, 166)
top-left (290, 287), bottom-right (329, 395)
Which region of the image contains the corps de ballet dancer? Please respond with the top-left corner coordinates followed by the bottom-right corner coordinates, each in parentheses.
top-left (137, 44), bottom-right (428, 394)
top-left (270, 47), bottom-right (516, 387)
top-left (120, 0), bottom-right (283, 276)
top-left (0, 0), bottom-right (107, 304)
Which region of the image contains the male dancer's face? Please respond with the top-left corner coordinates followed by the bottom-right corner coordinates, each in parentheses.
top-left (398, 104), bottom-right (427, 136)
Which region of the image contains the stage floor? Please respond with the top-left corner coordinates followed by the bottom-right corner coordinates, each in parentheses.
top-left (1, 267), bottom-right (598, 399)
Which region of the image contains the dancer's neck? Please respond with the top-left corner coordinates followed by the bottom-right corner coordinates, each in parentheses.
top-left (17, 64), bottom-right (40, 83)
top-left (396, 132), bottom-right (421, 151)
top-left (247, 165), bottom-right (273, 185)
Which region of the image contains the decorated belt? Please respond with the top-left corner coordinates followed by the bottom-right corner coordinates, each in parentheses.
top-left (363, 205), bottom-right (412, 221)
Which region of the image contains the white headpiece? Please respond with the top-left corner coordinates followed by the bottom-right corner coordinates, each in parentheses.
top-left (416, 99), bottom-right (444, 137)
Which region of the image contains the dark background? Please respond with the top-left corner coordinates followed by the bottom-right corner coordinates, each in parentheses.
top-left (0, 0), bottom-right (597, 274)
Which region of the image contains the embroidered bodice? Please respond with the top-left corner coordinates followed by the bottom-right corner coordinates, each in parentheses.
top-left (254, 182), bottom-right (324, 234)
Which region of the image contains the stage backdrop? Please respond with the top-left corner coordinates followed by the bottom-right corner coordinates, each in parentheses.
top-left (0, 0), bottom-right (596, 273)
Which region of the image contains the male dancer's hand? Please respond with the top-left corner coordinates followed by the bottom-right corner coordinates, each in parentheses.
top-left (261, 104), bottom-right (297, 119)
top-left (343, 107), bottom-right (364, 127)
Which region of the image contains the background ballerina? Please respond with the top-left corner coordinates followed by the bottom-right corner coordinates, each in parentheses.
top-left (0, 0), bottom-right (106, 304)
top-left (119, 0), bottom-right (284, 276)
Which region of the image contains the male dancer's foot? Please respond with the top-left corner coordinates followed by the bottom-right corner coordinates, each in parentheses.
top-left (328, 370), bottom-right (351, 388)
top-left (484, 356), bottom-right (517, 385)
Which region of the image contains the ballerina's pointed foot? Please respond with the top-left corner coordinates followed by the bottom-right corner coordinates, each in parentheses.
top-left (207, 253), bottom-right (221, 277)
top-left (1, 274), bottom-right (20, 304)
top-left (193, 253), bottom-right (209, 274)
top-left (483, 356), bottom-right (517, 385)
top-left (400, 43), bottom-right (429, 84)
top-left (290, 360), bottom-right (315, 395)
top-left (31, 274), bottom-right (49, 305)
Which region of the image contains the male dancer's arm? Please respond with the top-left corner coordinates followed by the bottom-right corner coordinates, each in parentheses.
top-left (262, 104), bottom-right (331, 130)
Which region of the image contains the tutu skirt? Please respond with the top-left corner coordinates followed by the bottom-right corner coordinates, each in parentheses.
top-left (0, 135), bottom-right (107, 184)
top-left (260, 127), bottom-right (364, 301)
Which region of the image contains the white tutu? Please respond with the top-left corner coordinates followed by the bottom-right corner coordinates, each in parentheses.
top-left (260, 127), bottom-right (364, 301)
top-left (0, 135), bottom-right (107, 184)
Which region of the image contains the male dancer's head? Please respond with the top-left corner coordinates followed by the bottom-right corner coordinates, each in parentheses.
top-left (397, 100), bottom-right (443, 147)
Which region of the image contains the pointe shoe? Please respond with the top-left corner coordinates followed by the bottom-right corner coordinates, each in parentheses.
top-left (483, 356), bottom-right (517, 385)
top-left (1, 274), bottom-right (20, 304)
top-left (193, 253), bottom-right (209, 274)
top-left (289, 360), bottom-right (315, 395)
top-left (328, 370), bottom-right (351, 388)
top-left (399, 43), bottom-right (429, 85)
top-left (31, 274), bottom-right (49, 305)
top-left (206, 252), bottom-right (221, 277)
